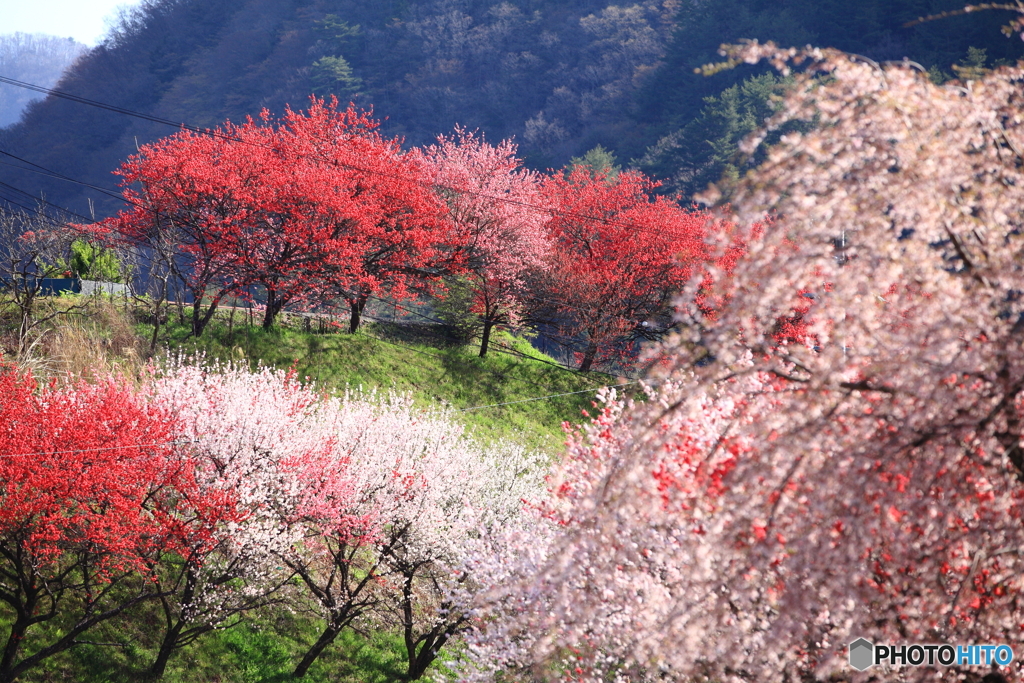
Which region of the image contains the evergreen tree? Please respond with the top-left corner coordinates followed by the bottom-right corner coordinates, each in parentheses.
top-left (638, 73), bottom-right (787, 200)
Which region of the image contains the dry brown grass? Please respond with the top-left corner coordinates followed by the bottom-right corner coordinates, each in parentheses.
top-left (11, 298), bottom-right (150, 383)
top-left (50, 299), bottom-right (146, 380)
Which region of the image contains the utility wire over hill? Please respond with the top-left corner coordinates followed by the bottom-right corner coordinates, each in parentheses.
top-left (0, 75), bottom-right (715, 241)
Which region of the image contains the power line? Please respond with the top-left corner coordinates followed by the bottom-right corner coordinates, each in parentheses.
top-left (0, 179), bottom-right (94, 222)
top-left (0, 438), bottom-right (194, 460)
top-left (0, 191), bottom-right (39, 216)
top-left (0, 152), bottom-right (127, 202)
top-left (0, 75), bottom-right (207, 133)
top-left (0, 75), bottom-right (714, 240)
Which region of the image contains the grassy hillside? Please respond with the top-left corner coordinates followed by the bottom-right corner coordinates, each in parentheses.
top-left (151, 308), bottom-right (618, 454)
top-left (16, 604), bottom-right (409, 683)
top-left (3, 294), bottom-right (631, 452)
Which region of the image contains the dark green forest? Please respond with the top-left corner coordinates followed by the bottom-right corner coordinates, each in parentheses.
top-left (1, 0), bottom-right (1022, 216)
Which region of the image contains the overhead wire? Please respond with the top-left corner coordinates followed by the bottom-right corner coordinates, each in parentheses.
top-left (0, 179), bottom-right (94, 222)
top-left (0, 152), bottom-right (129, 202)
top-left (0, 191), bottom-right (39, 216)
top-left (0, 75), bottom-right (717, 240)
top-left (0, 438), bottom-right (196, 460)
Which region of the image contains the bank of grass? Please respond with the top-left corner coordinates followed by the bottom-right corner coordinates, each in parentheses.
top-left (148, 312), bottom-right (618, 454)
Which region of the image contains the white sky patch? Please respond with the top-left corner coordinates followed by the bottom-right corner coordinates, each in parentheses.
top-left (1, 0), bottom-right (143, 46)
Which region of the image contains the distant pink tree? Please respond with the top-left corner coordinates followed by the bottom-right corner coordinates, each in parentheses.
top-left (422, 129), bottom-right (550, 356)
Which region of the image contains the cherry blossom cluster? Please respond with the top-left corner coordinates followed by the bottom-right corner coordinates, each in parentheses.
top-left (461, 39), bottom-right (1024, 683)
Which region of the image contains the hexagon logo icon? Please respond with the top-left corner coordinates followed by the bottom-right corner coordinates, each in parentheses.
top-left (849, 638), bottom-right (874, 671)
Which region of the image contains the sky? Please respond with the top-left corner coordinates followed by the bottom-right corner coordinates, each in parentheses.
top-left (2, 0), bottom-right (143, 46)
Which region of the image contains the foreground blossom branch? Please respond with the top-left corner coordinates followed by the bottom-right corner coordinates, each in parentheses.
top-left (467, 37), bottom-right (1024, 682)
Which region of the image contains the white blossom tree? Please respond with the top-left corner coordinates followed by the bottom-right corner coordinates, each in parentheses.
top-left (144, 360), bottom-right (359, 679)
top-left (284, 389), bottom-right (545, 679)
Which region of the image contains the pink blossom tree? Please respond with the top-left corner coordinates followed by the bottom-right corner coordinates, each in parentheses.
top-left (422, 129), bottom-right (550, 356)
top-left (465, 34), bottom-right (1024, 683)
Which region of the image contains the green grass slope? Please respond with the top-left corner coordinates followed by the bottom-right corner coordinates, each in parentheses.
top-left (150, 310), bottom-right (619, 454)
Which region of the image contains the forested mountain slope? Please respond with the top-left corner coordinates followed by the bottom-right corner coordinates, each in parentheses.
top-left (1, 0), bottom-right (1023, 217)
top-left (0, 0), bottom-right (674, 217)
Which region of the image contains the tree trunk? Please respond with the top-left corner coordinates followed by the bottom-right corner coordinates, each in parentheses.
top-left (0, 578), bottom-right (156, 683)
top-left (191, 294), bottom-right (224, 338)
top-left (16, 288), bottom-right (36, 358)
top-left (146, 567), bottom-right (196, 681)
top-left (190, 299), bottom-right (211, 338)
top-left (348, 296), bottom-right (367, 333)
top-left (227, 301), bottom-right (236, 339)
top-left (579, 340), bottom-right (598, 373)
top-left (0, 612), bottom-right (32, 683)
top-left (262, 289), bottom-right (278, 330)
top-left (293, 624), bottom-right (343, 678)
top-left (478, 318), bottom-right (494, 357)
top-left (398, 570), bottom-right (459, 681)
top-left (149, 307), bottom-right (162, 356)
top-left (146, 621), bottom-right (183, 680)
top-left (173, 279), bottom-right (185, 326)
top-left (148, 271), bottom-right (169, 356)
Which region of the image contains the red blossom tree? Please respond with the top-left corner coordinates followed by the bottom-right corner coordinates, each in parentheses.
top-left (279, 100), bottom-right (455, 333)
top-left (0, 365), bottom-right (227, 683)
top-left (92, 124), bottom-right (259, 336)
top-left (93, 99), bottom-right (450, 335)
top-left (533, 167), bottom-right (715, 372)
